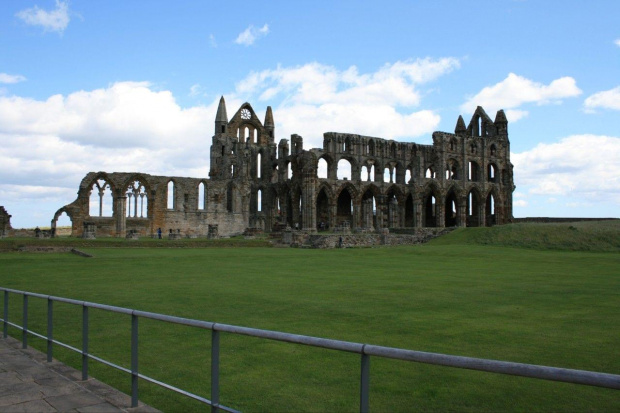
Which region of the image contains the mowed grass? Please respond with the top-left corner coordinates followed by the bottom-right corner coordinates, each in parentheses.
top-left (0, 223), bottom-right (619, 412)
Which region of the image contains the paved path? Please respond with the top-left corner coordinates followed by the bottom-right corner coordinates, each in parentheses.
top-left (0, 337), bottom-right (160, 412)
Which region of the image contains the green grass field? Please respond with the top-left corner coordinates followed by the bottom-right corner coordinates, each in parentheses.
top-left (1, 222), bottom-right (619, 412)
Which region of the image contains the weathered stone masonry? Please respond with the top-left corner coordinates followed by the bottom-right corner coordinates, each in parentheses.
top-left (54, 97), bottom-right (514, 238)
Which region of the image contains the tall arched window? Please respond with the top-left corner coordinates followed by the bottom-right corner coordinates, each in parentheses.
top-left (198, 182), bottom-right (206, 210)
top-left (257, 189), bottom-right (262, 212)
top-left (337, 159), bottom-right (352, 180)
top-left (89, 179), bottom-right (113, 217)
top-left (127, 181), bottom-right (148, 218)
top-left (318, 158), bottom-right (328, 179)
top-left (167, 181), bottom-right (175, 210)
top-left (257, 153), bottom-right (262, 179)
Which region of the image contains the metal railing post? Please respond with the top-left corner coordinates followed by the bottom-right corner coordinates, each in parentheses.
top-left (360, 352), bottom-right (370, 413)
top-left (3, 290), bottom-right (7, 338)
top-left (211, 329), bottom-right (220, 413)
top-left (22, 294), bottom-right (28, 349)
top-left (47, 298), bottom-right (53, 362)
top-left (82, 305), bottom-right (89, 380)
top-left (131, 313), bottom-right (139, 408)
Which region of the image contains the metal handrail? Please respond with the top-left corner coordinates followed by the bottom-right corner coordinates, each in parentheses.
top-left (2, 287), bottom-right (619, 413)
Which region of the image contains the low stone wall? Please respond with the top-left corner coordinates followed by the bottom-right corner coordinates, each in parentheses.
top-left (305, 228), bottom-right (453, 249)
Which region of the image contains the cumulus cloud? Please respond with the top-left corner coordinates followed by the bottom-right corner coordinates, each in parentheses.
top-left (461, 73), bottom-right (582, 121)
top-left (0, 58), bottom-right (461, 227)
top-left (584, 86), bottom-right (620, 112)
top-left (512, 135), bottom-right (620, 205)
top-left (235, 24), bottom-right (269, 46)
top-left (0, 73), bottom-right (27, 84)
top-left (234, 58), bottom-right (460, 147)
top-left (16, 0), bottom-right (70, 33)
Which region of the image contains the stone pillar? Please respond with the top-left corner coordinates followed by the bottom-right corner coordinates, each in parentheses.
top-left (413, 197), bottom-right (422, 228)
top-left (437, 195), bottom-right (445, 228)
top-left (302, 170), bottom-right (316, 232)
top-left (458, 195), bottom-right (467, 227)
top-left (115, 195), bottom-right (127, 238)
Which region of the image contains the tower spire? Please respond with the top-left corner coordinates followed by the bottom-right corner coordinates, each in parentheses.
top-left (264, 106), bottom-right (275, 141)
top-left (455, 115), bottom-right (466, 135)
top-left (215, 96), bottom-right (228, 134)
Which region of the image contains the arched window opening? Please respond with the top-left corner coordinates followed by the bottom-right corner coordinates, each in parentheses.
top-left (424, 193), bottom-right (437, 227)
top-left (383, 167), bottom-right (390, 183)
top-left (468, 192), bottom-right (473, 215)
top-left (369, 140), bottom-right (375, 156)
top-left (425, 167), bottom-right (435, 179)
top-left (287, 162), bottom-right (292, 179)
top-left (366, 142), bottom-right (370, 155)
top-left (316, 189), bottom-right (329, 230)
top-left (257, 153), bottom-right (262, 179)
top-left (488, 163), bottom-right (497, 182)
top-left (477, 117), bottom-right (482, 137)
top-left (490, 144), bottom-right (497, 156)
top-left (167, 181), bottom-right (175, 210)
top-left (337, 159), bottom-right (352, 180)
top-left (470, 143), bottom-right (477, 154)
top-left (449, 140), bottom-right (456, 151)
top-left (361, 166), bottom-right (368, 181)
top-left (89, 179), bottom-right (112, 217)
top-left (337, 189), bottom-right (353, 226)
top-left (318, 158), bottom-right (328, 179)
top-left (198, 182), bottom-right (205, 210)
top-left (237, 128), bottom-right (242, 142)
top-left (486, 193), bottom-right (496, 226)
top-left (253, 129), bottom-right (257, 143)
top-left (257, 189), bottom-right (262, 212)
top-left (369, 165), bottom-right (375, 182)
top-left (405, 169), bottom-right (412, 184)
top-left (127, 181), bottom-right (148, 218)
top-left (245, 127), bottom-right (250, 143)
top-left (56, 212), bottom-right (72, 236)
top-left (345, 137), bottom-right (351, 153)
top-left (445, 192), bottom-right (458, 227)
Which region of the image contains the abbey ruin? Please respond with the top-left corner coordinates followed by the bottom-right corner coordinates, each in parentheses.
top-left (53, 97), bottom-right (514, 238)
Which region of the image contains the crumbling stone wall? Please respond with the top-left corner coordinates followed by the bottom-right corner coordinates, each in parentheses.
top-left (0, 206), bottom-right (12, 237)
top-left (56, 98), bottom-right (514, 238)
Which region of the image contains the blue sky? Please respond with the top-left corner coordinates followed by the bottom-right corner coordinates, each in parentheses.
top-left (1, 0), bottom-right (619, 228)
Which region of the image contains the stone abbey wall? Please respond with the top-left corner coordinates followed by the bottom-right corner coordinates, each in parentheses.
top-left (54, 97), bottom-right (514, 238)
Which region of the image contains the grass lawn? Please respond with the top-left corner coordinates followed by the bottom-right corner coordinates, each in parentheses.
top-left (0, 223), bottom-right (619, 412)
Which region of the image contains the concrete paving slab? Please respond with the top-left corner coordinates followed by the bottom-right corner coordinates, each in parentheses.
top-left (0, 337), bottom-right (160, 412)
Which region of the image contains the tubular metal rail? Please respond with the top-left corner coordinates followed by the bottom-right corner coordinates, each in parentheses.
top-left (1, 287), bottom-right (619, 412)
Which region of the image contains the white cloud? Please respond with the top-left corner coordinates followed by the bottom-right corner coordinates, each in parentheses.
top-left (234, 58), bottom-right (460, 147)
top-left (0, 73), bottom-right (27, 84)
top-left (615, 39), bottom-right (620, 47)
top-left (461, 73), bottom-right (582, 121)
top-left (235, 24), bottom-right (269, 46)
top-left (512, 135), bottom-right (620, 205)
top-left (0, 58), bottom-right (461, 227)
top-left (514, 199), bottom-right (528, 207)
top-left (584, 86), bottom-right (620, 112)
top-left (16, 0), bottom-right (70, 33)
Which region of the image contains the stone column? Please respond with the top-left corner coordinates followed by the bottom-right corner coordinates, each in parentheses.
top-left (302, 170), bottom-right (316, 232)
top-left (114, 195), bottom-right (127, 238)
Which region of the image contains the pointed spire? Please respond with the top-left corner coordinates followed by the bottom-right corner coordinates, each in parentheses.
top-left (215, 96), bottom-right (228, 123)
top-left (264, 106), bottom-right (274, 127)
top-left (494, 109), bottom-right (507, 124)
top-left (455, 115), bottom-right (466, 134)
